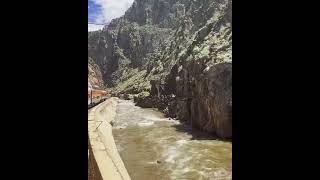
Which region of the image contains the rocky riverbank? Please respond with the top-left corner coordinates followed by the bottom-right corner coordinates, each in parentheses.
top-left (89, 0), bottom-right (232, 139)
top-left (134, 63), bottom-right (232, 139)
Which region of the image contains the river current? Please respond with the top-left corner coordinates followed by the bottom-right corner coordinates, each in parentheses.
top-left (112, 100), bottom-right (232, 180)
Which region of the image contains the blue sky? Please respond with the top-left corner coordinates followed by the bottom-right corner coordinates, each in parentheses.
top-left (88, 0), bottom-right (134, 31)
top-left (88, 0), bottom-right (104, 24)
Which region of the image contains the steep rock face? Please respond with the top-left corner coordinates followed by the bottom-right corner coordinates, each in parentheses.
top-left (173, 2), bottom-right (232, 138)
top-left (175, 63), bottom-right (232, 138)
top-left (88, 57), bottom-right (104, 88)
top-left (142, 0), bottom-right (232, 138)
top-left (88, 0), bottom-right (232, 138)
top-left (88, 0), bottom-right (204, 90)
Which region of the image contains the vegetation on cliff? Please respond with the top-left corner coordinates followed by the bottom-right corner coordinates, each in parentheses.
top-left (88, 0), bottom-right (232, 138)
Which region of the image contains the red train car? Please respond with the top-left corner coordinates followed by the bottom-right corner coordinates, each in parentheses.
top-left (88, 83), bottom-right (108, 106)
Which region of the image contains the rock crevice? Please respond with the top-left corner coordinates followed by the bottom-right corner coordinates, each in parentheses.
top-left (89, 0), bottom-right (232, 139)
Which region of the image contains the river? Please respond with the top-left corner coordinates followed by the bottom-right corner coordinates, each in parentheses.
top-left (112, 100), bottom-right (232, 180)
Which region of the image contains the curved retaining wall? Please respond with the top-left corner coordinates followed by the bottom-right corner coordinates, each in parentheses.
top-left (88, 97), bottom-right (131, 180)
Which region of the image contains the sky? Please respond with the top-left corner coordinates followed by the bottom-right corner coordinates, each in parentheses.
top-left (88, 0), bottom-right (134, 31)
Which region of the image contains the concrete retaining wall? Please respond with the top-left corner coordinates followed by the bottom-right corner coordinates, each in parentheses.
top-left (88, 97), bottom-right (131, 180)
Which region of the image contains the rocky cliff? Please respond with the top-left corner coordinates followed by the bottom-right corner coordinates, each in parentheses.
top-left (88, 0), bottom-right (232, 139)
top-left (88, 57), bottom-right (104, 88)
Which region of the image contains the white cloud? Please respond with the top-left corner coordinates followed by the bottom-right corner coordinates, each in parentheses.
top-left (88, 24), bottom-right (105, 31)
top-left (92, 0), bottom-right (134, 23)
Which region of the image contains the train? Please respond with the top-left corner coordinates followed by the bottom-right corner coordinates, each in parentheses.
top-left (88, 83), bottom-right (108, 108)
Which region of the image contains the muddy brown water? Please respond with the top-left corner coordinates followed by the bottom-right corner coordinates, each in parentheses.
top-left (112, 100), bottom-right (232, 180)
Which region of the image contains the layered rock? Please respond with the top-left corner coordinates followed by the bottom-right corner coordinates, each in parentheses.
top-left (88, 57), bottom-right (104, 88)
top-left (88, 0), bottom-right (232, 139)
top-left (175, 63), bottom-right (232, 138)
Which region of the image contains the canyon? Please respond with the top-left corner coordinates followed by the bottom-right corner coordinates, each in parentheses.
top-left (88, 0), bottom-right (232, 139)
